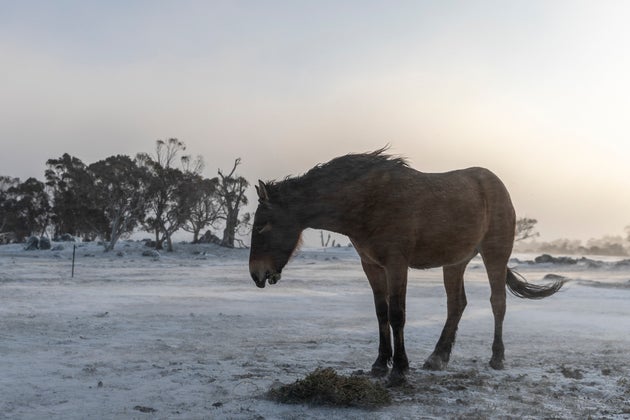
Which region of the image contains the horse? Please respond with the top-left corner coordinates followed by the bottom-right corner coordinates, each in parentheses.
top-left (249, 149), bottom-right (563, 384)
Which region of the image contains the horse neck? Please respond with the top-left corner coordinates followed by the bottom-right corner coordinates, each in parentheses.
top-left (279, 180), bottom-right (359, 236)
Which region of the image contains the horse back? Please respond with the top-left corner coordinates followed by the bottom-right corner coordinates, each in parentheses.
top-left (350, 166), bottom-right (515, 268)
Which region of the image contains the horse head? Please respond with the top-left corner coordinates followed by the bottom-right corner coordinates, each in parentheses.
top-left (249, 180), bottom-right (302, 288)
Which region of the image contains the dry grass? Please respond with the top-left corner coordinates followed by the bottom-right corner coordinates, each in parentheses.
top-left (268, 367), bottom-right (391, 409)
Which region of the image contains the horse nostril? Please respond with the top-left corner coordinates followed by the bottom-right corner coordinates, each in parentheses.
top-left (251, 271), bottom-right (267, 288)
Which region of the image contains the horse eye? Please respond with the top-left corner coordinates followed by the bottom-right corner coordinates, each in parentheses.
top-left (258, 222), bottom-right (272, 234)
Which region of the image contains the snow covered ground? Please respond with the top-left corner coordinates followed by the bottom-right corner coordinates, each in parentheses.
top-left (1, 241), bottom-right (629, 419)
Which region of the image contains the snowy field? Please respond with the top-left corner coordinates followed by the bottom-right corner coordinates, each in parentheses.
top-left (1, 241), bottom-right (629, 419)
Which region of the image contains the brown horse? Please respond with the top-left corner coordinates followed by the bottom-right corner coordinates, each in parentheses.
top-left (249, 149), bottom-right (563, 383)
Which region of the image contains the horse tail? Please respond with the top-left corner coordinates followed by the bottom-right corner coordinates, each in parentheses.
top-left (506, 269), bottom-right (565, 299)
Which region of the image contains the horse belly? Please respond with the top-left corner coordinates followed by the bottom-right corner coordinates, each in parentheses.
top-left (408, 221), bottom-right (483, 269)
top-left (409, 244), bottom-right (477, 269)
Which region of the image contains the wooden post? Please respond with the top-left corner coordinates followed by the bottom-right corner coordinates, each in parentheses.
top-left (72, 244), bottom-right (76, 278)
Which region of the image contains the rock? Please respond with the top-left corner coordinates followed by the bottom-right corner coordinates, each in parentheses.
top-left (534, 254), bottom-right (554, 264)
top-left (534, 254), bottom-right (577, 265)
top-left (0, 232), bottom-right (17, 244)
top-left (51, 244), bottom-right (65, 251)
top-left (39, 236), bottom-right (51, 250)
top-left (198, 231), bottom-right (222, 245)
top-left (560, 366), bottom-right (584, 379)
top-left (55, 233), bottom-right (75, 242)
top-left (614, 259), bottom-right (630, 268)
top-left (24, 236), bottom-right (39, 250)
top-left (556, 256), bottom-right (578, 264)
top-left (133, 406), bottom-right (156, 413)
top-left (578, 257), bottom-right (603, 269)
top-left (142, 250), bottom-right (160, 259)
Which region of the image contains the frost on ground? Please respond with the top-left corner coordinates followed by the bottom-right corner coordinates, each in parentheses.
top-left (1, 241), bottom-right (629, 419)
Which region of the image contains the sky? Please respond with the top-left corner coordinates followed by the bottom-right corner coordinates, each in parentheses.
top-left (1, 0), bottom-right (629, 242)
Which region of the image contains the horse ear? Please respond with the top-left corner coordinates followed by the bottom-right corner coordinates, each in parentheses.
top-left (256, 180), bottom-right (270, 203)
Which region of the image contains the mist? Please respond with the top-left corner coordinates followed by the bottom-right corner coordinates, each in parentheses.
top-left (515, 233), bottom-right (630, 257)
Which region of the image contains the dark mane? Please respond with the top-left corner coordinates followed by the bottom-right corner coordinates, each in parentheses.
top-left (265, 148), bottom-right (408, 204)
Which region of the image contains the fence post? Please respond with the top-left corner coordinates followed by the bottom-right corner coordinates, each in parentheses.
top-left (72, 244), bottom-right (76, 278)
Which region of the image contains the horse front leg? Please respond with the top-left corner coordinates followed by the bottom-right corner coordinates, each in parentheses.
top-left (385, 264), bottom-right (409, 385)
top-left (361, 260), bottom-right (392, 377)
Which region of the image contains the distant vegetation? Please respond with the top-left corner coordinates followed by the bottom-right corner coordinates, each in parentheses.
top-left (514, 218), bottom-right (630, 257)
top-left (0, 138), bottom-right (250, 251)
top-left (2, 147), bottom-right (628, 256)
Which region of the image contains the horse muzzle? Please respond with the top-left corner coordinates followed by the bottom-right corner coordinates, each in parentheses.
top-left (250, 270), bottom-right (281, 288)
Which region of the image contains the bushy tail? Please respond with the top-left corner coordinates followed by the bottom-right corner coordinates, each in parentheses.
top-left (506, 269), bottom-right (565, 299)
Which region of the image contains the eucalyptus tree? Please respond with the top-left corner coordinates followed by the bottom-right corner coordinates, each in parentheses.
top-left (182, 176), bottom-right (221, 243)
top-left (45, 154), bottom-right (103, 239)
top-left (89, 155), bottom-right (149, 251)
top-left (0, 176), bottom-right (49, 241)
top-left (137, 138), bottom-right (200, 251)
top-left (216, 158), bottom-right (250, 248)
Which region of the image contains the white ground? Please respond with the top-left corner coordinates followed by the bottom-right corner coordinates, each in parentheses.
top-left (1, 241), bottom-right (629, 419)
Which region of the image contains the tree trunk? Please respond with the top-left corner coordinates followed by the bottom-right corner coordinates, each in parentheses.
top-left (105, 214), bottom-right (121, 252)
top-left (154, 228), bottom-right (162, 250)
top-left (106, 231), bottom-right (121, 252)
top-left (221, 211), bottom-right (237, 248)
top-left (165, 232), bottom-right (173, 252)
top-left (221, 228), bottom-right (234, 248)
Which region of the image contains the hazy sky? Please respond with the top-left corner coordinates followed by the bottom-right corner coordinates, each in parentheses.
top-left (1, 1), bottom-right (629, 242)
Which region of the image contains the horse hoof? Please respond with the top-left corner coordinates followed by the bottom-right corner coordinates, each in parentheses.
top-left (371, 364), bottom-right (389, 377)
top-left (386, 370), bottom-right (407, 387)
top-left (423, 355), bottom-right (447, 371)
top-left (489, 359), bottom-right (504, 370)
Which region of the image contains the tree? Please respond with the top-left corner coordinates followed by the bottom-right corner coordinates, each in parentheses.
top-left (45, 154), bottom-right (104, 239)
top-left (10, 178), bottom-right (50, 239)
top-left (216, 158), bottom-right (250, 248)
top-left (0, 176), bottom-right (20, 235)
top-left (89, 155), bottom-right (149, 251)
top-left (182, 176), bottom-right (221, 243)
top-left (137, 138), bottom-right (199, 251)
top-left (0, 177), bottom-right (50, 242)
top-left (158, 168), bottom-right (199, 252)
top-left (515, 217), bottom-right (539, 242)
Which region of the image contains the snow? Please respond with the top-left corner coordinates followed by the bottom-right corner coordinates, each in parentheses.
top-left (1, 242), bottom-right (629, 419)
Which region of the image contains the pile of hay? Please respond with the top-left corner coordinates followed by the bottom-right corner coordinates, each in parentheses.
top-left (268, 367), bottom-right (391, 408)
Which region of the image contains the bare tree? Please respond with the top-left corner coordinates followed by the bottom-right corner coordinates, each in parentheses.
top-left (217, 158), bottom-right (250, 248)
top-left (515, 217), bottom-right (540, 242)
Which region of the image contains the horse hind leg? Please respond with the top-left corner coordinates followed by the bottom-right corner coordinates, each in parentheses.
top-left (481, 248), bottom-right (510, 370)
top-left (361, 260), bottom-right (392, 377)
top-left (424, 261), bottom-right (468, 371)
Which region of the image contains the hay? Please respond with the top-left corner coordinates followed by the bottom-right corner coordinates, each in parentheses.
top-left (268, 367), bottom-right (391, 409)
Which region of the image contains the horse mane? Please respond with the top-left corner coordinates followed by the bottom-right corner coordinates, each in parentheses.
top-left (265, 148), bottom-right (408, 204)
